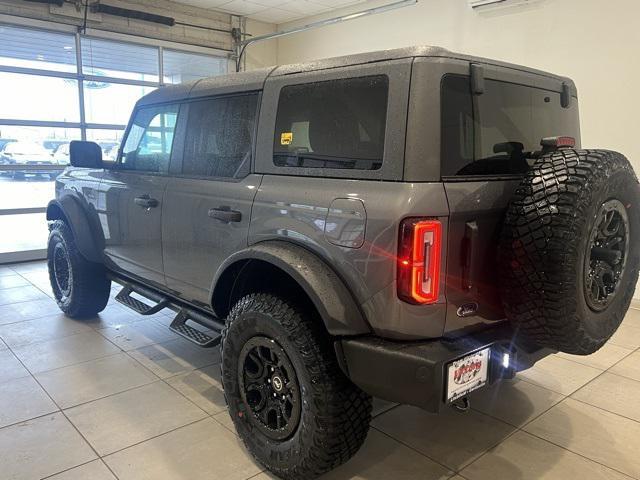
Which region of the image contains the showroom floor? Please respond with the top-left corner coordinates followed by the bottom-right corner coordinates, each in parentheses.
top-left (1, 261), bottom-right (639, 480)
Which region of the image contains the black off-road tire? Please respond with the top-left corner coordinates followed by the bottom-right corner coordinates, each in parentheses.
top-left (499, 149), bottom-right (640, 354)
top-left (47, 220), bottom-right (110, 318)
top-left (221, 293), bottom-right (372, 480)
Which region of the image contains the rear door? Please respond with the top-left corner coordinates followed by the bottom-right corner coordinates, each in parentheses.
top-left (99, 104), bottom-right (179, 287)
top-left (162, 93), bottom-right (261, 307)
top-left (441, 65), bottom-right (580, 334)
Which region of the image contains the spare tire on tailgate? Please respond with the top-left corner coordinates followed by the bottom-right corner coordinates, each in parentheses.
top-left (499, 149), bottom-right (640, 355)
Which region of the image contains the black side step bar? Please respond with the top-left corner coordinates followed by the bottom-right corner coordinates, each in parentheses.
top-left (115, 285), bottom-right (169, 315)
top-left (110, 275), bottom-right (224, 349)
top-left (169, 309), bottom-right (221, 348)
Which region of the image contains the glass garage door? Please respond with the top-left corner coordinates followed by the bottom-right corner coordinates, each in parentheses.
top-left (0, 24), bottom-right (228, 264)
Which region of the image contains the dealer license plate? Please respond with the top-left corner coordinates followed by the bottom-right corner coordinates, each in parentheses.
top-left (446, 348), bottom-right (490, 402)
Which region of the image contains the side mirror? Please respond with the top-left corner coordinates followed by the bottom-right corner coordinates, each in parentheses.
top-left (70, 141), bottom-right (103, 168)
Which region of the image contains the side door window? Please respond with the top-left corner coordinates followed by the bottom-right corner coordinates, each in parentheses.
top-left (121, 105), bottom-right (179, 174)
top-left (182, 94), bottom-right (258, 178)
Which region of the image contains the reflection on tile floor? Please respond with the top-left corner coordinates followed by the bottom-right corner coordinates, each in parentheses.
top-left (0, 260), bottom-right (639, 480)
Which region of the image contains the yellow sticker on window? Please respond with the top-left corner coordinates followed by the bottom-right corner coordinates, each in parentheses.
top-left (280, 132), bottom-right (293, 145)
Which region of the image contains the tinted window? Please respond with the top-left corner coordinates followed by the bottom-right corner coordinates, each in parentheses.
top-left (121, 105), bottom-right (178, 173)
top-left (441, 75), bottom-right (580, 176)
top-left (182, 94), bottom-right (258, 178)
top-left (273, 75), bottom-right (388, 170)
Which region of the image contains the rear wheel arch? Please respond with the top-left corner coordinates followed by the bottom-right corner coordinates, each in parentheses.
top-left (211, 241), bottom-right (371, 336)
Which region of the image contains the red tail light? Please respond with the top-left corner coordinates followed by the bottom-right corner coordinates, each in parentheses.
top-left (397, 219), bottom-right (442, 304)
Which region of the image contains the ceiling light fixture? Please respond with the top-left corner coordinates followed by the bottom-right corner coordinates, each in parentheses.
top-left (469, 0), bottom-right (540, 9)
top-left (469, 0), bottom-right (507, 7)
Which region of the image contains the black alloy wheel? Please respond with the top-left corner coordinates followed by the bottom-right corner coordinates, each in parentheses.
top-left (238, 335), bottom-right (301, 440)
top-left (584, 199), bottom-right (630, 311)
top-left (52, 242), bottom-right (73, 302)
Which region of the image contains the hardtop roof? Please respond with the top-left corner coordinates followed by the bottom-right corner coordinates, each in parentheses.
top-left (136, 45), bottom-right (573, 107)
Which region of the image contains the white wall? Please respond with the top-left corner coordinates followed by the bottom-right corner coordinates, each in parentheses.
top-left (277, 0), bottom-right (640, 172)
top-left (244, 19), bottom-right (278, 70)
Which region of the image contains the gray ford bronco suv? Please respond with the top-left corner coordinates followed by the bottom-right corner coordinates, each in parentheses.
top-left (47, 46), bottom-right (639, 479)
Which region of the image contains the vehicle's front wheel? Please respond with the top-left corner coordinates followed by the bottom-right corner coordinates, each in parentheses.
top-left (47, 220), bottom-right (110, 318)
top-left (221, 293), bottom-right (372, 480)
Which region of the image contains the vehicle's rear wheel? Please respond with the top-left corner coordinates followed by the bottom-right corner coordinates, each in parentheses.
top-left (499, 149), bottom-right (640, 354)
top-left (47, 220), bottom-right (110, 318)
top-left (221, 293), bottom-right (372, 480)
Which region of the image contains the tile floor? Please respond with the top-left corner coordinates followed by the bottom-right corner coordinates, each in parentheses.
top-left (0, 260), bottom-right (639, 480)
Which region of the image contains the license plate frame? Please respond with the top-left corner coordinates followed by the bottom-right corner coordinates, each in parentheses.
top-left (446, 347), bottom-right (490, 403)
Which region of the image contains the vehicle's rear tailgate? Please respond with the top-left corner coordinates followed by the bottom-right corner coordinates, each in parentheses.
top-left (443, 179), bottom-right (521, 336)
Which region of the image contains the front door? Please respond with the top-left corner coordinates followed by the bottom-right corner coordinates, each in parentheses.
top-left (162, 93), bottom-right (261, 306)
top-left (99, 104), bottom-right (179, 287)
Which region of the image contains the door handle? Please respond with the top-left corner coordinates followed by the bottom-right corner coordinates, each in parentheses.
top-left (208, 206), bottom-right (242, 223)
top-left (134, 195), bottom-right (159, 209)
top-left (462, 221), bottom-right (478, 291)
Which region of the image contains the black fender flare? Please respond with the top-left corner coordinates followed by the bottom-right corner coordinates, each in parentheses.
top-left (46, 194), bottom-right (104, 263)
top-left (211, 241), bottom-right (371, 336)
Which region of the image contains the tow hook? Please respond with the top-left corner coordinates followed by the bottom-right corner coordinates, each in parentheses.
top-left (451, 397), bottom-right (470, 413)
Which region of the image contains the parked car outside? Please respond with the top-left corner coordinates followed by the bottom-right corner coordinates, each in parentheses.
top-left (52, 143), bottom-right (70, 165)
top-left (102, 144), bottom-right (120, 162)
top-left (42, 139), bottom-right (70, 153)
top-left (97, 141), bottom-right (120, 152)
top-left (0, 138), bottom-right (16, 152)
top-left (1, 141), bottom-right (60, 180)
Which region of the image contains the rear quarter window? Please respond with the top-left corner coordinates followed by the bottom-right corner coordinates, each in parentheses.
top-left (273, 75), bottom-right (389, 171)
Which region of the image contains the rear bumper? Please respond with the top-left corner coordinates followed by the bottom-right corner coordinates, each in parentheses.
top-left (337, 323), bottom-right (553, 413)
